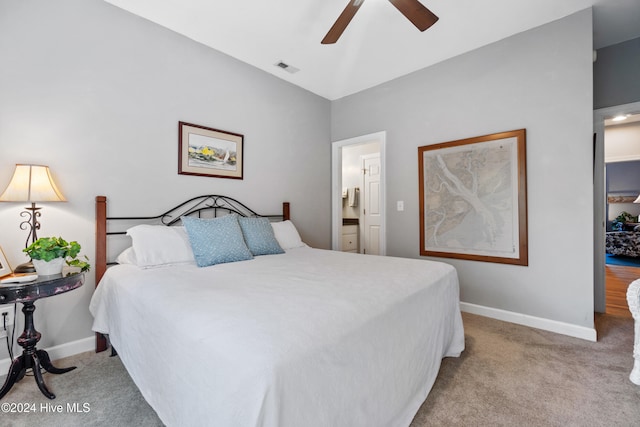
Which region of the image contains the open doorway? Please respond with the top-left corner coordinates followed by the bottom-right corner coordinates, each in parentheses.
top-left (594, 102), bottom-right (640, 316)
top-left (331, 132), bottom-right (386, 255)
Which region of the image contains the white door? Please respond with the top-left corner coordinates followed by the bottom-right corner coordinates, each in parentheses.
top-left (361, 153), bottom-right (381, 255)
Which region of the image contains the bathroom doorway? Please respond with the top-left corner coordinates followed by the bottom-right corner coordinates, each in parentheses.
top-left (331, 132), bottom-right (386, 255)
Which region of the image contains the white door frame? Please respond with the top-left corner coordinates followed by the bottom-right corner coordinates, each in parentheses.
top-left (593, 101), bottom-right (640, 313)
top-left (331, 131), bottom-right (387, 255)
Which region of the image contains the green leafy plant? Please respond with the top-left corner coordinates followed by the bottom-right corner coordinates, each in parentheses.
top-left (612, 211), bottom-right (637, 231)
top-left (24, 236), bottom-right (91, 272)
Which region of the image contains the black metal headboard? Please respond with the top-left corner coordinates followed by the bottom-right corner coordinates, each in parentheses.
top-left (108, 194), bottom-right (286, 228)
top-left (102, 195), bottom-right (289, 262)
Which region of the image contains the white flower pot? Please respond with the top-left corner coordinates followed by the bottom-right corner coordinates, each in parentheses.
top-left (32, 257), bottom-right (65, 276)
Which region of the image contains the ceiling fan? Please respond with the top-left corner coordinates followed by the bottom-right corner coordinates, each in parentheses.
top-left (322, 0), bottom-right (439, 44)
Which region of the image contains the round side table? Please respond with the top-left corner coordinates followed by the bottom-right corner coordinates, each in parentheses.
top-left (0, 272), bottom-right (84, 400)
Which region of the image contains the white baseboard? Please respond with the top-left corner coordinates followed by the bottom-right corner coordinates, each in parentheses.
top-left (460, 302), bottom-right (597, 342)
top-left (0, 336), bottom-right (94, 374)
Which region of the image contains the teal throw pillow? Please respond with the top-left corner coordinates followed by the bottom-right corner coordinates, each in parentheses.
top-left (238, 217), bottom-right (285, 256)
top-left (181, 215), bottom-right (253, 267)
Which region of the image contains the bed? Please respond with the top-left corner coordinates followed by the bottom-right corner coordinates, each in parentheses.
top-left (89, 195), bottom-right (464, 427)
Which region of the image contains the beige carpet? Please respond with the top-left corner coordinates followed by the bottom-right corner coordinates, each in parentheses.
top-left (411, 312), bottom-right (640, 426)
top-left (1, 312), bottom-right (639, 426)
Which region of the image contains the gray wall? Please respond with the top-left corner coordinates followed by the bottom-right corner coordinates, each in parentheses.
top-left (332, 10), bottom-right (594, 328)
top-left (594, 37), bottom-right (640, 109)
top-left (0, 0), bottom-right (330, 359)
top-left (607, 161), bottom-right (640, 195)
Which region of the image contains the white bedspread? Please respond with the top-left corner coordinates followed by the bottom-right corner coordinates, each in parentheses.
top-left (90, 247), bottom-right (464, 427)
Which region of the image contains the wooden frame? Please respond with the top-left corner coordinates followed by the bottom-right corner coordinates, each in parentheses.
top-left (178, 121), bottom-right (244, 180)
top-left (0, 246), bottom-right (11, 278)
top-left (607, 194), bottom-right (639, 204)
top-left (418, 129), bottom-right (528, 265)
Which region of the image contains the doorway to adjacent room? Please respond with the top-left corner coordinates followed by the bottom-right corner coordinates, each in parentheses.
top-left (594, 102), bottom-right (640, 318)
top-left (331, 132), bottom-right (387, 255)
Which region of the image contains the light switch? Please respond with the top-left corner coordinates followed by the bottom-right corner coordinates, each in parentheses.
top-left (397, 201), bottom-right (404, 211)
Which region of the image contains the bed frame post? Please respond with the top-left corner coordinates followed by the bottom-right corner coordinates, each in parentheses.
top-left (283, 202), bottom-right (290, 221)
top-left (95, 195), bottom-right (108, 353)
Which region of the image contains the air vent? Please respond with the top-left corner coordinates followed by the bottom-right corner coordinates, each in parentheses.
top-left (274, 61), bottom-right (300, 74)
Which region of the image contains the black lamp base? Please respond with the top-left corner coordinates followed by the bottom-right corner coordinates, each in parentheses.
top-left (14, 261), bottom-right (36, 273)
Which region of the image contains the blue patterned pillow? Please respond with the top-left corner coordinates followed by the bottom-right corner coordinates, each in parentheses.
top-left (181, 215), bottom-right (253, 267)
top-left (238, 217), bottom-right (285, 256)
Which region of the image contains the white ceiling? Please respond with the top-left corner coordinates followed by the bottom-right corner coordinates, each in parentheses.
top-left (104, 0), bottom-right (640, 100)
top-left (605, 113), bottom-right (640, 126)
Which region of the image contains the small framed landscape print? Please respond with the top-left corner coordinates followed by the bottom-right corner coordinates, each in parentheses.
top-left (418, 129), bottom-right (528, 266)
top-left (0, 246), bottom-right (11, 278)
top-left (178, 121), bottom-right (244, 180)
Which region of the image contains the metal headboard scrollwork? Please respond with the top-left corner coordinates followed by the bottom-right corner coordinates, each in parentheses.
top-left (109, 195), bottom-right (285, 228)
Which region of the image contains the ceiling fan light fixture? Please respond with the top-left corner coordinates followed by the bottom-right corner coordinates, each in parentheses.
top-left (321, 0), bottom-right (439, 44)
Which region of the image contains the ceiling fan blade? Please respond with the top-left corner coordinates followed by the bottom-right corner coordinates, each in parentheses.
top-left (322, 0), bottom-right (365, 44)
top-left (388, 0), bottom-right (438, 32)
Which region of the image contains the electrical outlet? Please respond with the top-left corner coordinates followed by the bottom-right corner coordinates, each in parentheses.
top-left (0, 304), bottom-right (15, 340)
top-left (0, 304), bottom-right (15, 329)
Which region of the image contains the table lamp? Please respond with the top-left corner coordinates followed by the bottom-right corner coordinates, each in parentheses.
top-left (0, 164), bottom-right (66, 272)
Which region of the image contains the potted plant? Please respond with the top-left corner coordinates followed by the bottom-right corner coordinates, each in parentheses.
top-left (24, 236), bottom-right (90, 276)
top-left (612, 211), bottom-right (637, 231)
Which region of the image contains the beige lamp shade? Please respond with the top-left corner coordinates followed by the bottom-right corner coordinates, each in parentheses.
top-left (635, 194), bottom-right (640, 204)
top-left (0, 164), bottom-right (66, 202)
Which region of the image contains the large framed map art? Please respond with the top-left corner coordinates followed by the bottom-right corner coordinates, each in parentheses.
top-left (418, 129), bottom-right (528, 266)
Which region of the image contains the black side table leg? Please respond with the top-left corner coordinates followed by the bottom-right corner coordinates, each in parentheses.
top-left (0, 302), bottom-right (76, 400)
top-left (30, 353), bottom-right (55, 399)
top-left (37, 349), bottom-right (76, 374)
top-left (0, 355), bottom-right (27, 400)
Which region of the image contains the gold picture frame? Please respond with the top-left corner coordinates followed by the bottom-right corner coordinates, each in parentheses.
top-left (418, 129), bottom-right (528, 265)
top-left (178, 121), bottom-right (244, 180)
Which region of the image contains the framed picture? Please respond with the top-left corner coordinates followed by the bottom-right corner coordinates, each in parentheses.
top-left (418, 129), bottom-right (528, 265)
top-left (0, 246), bottom-right (11, 278)
top-left (178, 121), bottom-right (244, 180)
top-left (607, 193), bottom-right (638, 204)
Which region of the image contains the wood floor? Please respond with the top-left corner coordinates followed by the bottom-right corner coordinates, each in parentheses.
top-left (605, 264), bottom-right (640, 317)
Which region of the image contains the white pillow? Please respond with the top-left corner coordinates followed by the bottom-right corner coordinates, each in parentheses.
top-left (126, 225), bottom-right (195, 267)
top-left (116, 247), bottom-right (137, 265)
top-left (271, 220), bottom-right (306, 250)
